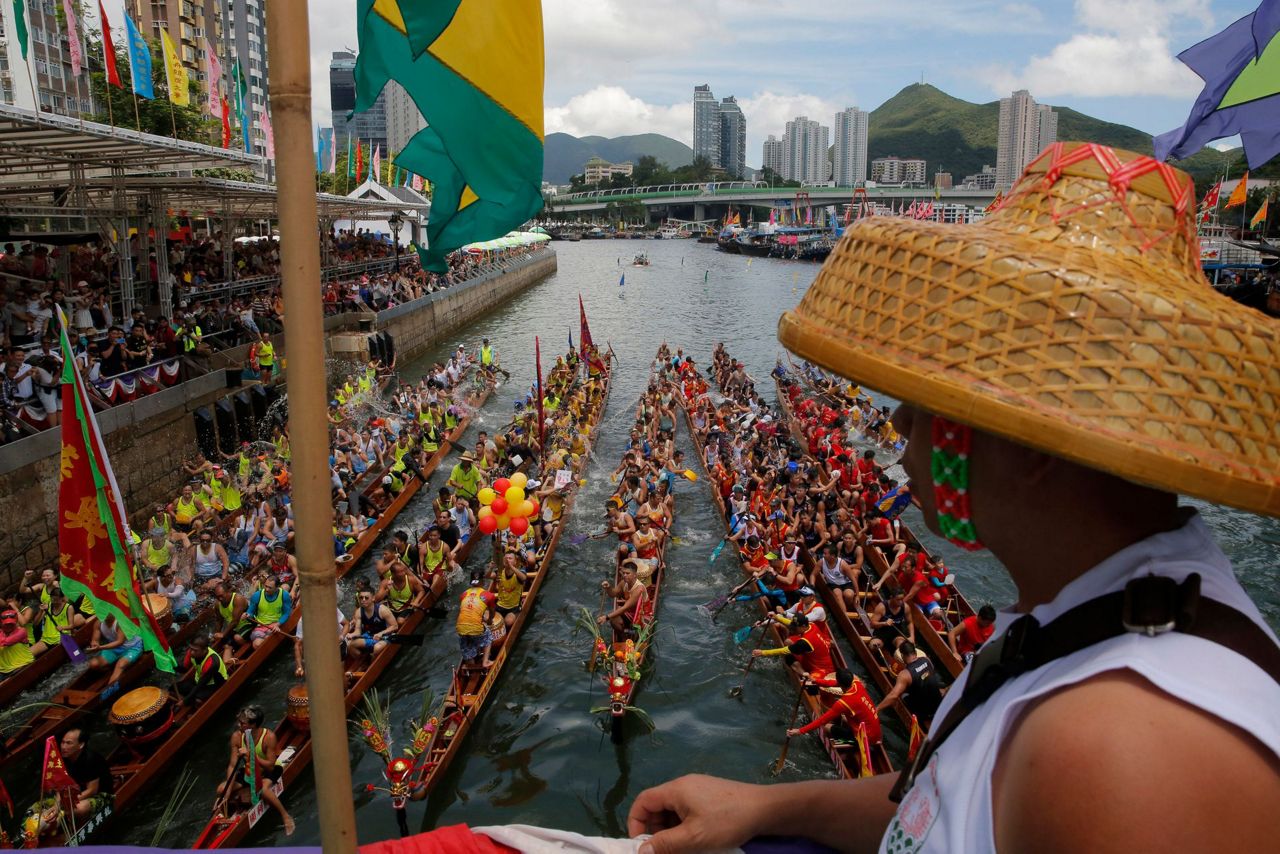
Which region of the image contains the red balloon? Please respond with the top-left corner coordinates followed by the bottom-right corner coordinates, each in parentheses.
top-left (477, 515), bottom-right (498, 535)
top-left (490, 497), bottom-right (509, 516)
top-left (509, 516), bottom-right (529, 536)
top-left (493, 477), bottom-right (512, 494)
top-left (527, 499), bottom-right (540, 518)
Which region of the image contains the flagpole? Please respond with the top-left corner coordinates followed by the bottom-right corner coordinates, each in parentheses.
top-left (265, 0), bottom-right (356, 851)
top-left (131, 91), bottom-right (142, 131)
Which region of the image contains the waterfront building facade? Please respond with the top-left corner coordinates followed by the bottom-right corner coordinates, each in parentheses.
top-left (782, 116), bottom-right (830, 184)
top-left (961, 165), bottom-right (998, 190)
top-left (832, 106), bottom-right (869, 186)
top-left (583, 157), bottom-right (634, 184)
top-left (996, 89), bottom-right (1056, 189)
top-left (870, 155), bottom-right (927, 186)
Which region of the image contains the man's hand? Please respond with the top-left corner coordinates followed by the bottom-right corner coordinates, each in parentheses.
top-left (627, 774), bottom-right (768, 854)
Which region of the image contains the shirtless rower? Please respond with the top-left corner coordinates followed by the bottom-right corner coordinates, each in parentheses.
top-left (598, 560), bottom-right (647, 639)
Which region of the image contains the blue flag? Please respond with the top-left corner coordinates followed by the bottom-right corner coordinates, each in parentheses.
top-left (619, 273), bottom-right (625, 287)
top-left (1154, 0), bottom-right (1280, 169)
top-left (123, 14), bottom-right (154, 99)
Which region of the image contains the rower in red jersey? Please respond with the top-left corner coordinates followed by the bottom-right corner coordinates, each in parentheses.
top-left (753, 613), bottom-right (836, 685)
top-left (787, 668), bottom-right (883, 748)
top-left (948, 604), bottom-right (997, 662)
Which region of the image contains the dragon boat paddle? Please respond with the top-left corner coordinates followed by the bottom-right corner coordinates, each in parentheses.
top-left (729, 627), bottom-right (769, 698)
top-left (772, 681), bottom-right (807, 775)
top-left (699, 574), bottom-right (754, 618)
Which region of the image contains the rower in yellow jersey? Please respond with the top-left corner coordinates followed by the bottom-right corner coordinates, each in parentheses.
top-left (490, 551), bottom-right (528, 628)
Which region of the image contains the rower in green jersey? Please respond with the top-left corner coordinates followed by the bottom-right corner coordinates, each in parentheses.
top-left (447, 453), bottom-right (483, 504)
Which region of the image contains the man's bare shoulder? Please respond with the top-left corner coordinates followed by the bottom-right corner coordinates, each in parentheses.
top-left (993, 669), bottom-right (1280, 852)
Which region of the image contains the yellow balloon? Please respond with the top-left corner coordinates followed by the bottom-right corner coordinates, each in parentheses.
top-left (496, 514), bottom-right (511, 530)
top-left (477, 487), bottom-right (497, 505)
top-left (504, 486), bottom-right (525, 506)
top-left (478, 505), bottom-right (493, 520)
top-left (519, 500), bottom-right (534, 518)
top-left (509, 471), bottom-right (528, 489)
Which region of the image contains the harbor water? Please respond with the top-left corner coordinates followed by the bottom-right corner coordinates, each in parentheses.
top-left (121, 238), bottom-right (1280, 846)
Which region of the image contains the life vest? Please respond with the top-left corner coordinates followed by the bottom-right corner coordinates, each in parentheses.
top-left (422, 543), bottom-right (447, 576)
top-left (195, 647), bottom-right (229, 684)
top-left (480, 345), bottom-right (493, 366)
top-left (495, 570), bottom-right (523, 610)
top-left (387, 576), bottom-right (413, 612)
top-left (237, 453), bottom-right (252, 480)
top-left (456, 587), bottom-right (490, 636)
top-left (220, 480), bottom-right (242, 512)
top-left (217, 596), bottom-right (251, 633)
top-left (182, 325), bottom-right (202, 352)
top-left (254, 589), bottom-right (286, 625)
top-left (145, 539), bottom-right (171, 570)
top-left (0, 637), bottom-right (34, 673)
top-left (175, 495), bottom-right (198, 524)
top-left (257, 341), bottom-right (275, 367)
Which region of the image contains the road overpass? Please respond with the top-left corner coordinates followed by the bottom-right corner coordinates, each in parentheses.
top-left (548, 181), bottom-right (999, 221)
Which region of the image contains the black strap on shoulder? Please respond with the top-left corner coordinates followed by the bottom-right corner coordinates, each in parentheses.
top-left (889, 573), bottom-right (1280, 802)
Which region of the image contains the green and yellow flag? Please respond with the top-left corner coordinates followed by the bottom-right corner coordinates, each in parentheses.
top-left (56, 310), bottom-right (175, 673)
top-left (352, 0), bottom-right (545, 271)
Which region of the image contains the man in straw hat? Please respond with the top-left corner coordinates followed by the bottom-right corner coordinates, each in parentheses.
top-left (628, 143), bottom-right (1280, 851)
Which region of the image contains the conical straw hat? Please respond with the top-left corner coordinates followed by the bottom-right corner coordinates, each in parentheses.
top-left (779, 142), bottom-right (1280, 517)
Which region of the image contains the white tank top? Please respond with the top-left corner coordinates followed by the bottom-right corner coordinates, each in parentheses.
top-left (881, 512), bottom-right (1280, 853)
top-left (194, 544), bottom-right (221, 578)
top-left (820, 556), bottom-right (847, 586)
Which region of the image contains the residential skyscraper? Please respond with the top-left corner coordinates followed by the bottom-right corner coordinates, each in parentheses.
top-left (0, 0), bottom-right (96, 118)
top-left (718, 96), bottom-right (746, 178)
top-left (385, 80), bottom-right (426, 157)
top-left (781, 116), bottom-right (829, 184)
top-left (762, 135), bottom-right (783, 176)
top-left (331, 51), bottom-right (387, 154)
top-left (832, 107), bottom-right (869, 186)
top-left (996, 90), bottom-right (1057, 189)
top-left (693, 84), bottom-right (721, 168)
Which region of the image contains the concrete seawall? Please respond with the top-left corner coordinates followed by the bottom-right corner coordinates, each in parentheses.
top-left (0, 249), bottom-right (557, 587)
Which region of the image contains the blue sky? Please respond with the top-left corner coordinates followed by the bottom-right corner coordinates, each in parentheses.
top-left (301, 0), bottom-right (1258, 161)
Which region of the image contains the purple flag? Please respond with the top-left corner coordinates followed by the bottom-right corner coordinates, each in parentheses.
top-left (1154, 0), bottom-right (1280, 169)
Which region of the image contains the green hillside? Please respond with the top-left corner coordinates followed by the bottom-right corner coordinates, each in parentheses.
top-left (544, 132), bottom-right (693, 184)
top-left (867, 83), bottom-right (1226, 186)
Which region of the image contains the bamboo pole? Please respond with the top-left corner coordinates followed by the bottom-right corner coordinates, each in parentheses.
top-left (264, 0), bottom-right (356, 851)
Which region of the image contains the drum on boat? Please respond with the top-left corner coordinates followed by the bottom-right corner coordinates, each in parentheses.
top-left (285, 684), bottom-right (310, 731)
top-left (109, 685), bottom-right (175, 745)
top-left (142, 593), bottom-right (173, 632)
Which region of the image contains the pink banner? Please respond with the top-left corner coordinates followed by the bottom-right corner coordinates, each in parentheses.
top-left (204, 38), bottom-right (222, 118)
top-left (62, 0), bottom-right (82, 78)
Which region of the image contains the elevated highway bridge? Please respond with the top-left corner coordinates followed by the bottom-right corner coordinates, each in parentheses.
top-left (548, 181), bottom-right (999, 221)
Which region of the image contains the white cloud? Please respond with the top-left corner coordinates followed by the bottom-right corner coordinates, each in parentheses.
top-left (545, 86), bottom-right (692, 142)
top-left (983, 0), bottom-right (1209, 99)
top-left (544, 86), bottom-right (850, 167)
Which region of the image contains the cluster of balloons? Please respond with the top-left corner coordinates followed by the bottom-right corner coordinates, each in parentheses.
top-left (476, 471), bottom-right (540, 536)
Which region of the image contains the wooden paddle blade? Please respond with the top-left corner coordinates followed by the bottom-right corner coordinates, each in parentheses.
top-left (733, 625), bottom-right (754, 644)
top-left (387, 634), bottom-right (425, 646)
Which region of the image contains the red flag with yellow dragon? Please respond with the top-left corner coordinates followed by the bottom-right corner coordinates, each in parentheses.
top-left (56, 309), bottom-right (174, 672)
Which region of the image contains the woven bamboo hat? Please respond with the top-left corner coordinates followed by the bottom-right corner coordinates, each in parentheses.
top-left (779, 142), bottom-right (1280, 517)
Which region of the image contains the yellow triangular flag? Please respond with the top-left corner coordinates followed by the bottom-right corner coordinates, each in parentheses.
top-left (1225, 172), bottom-right (1249, 208)
top-left (1250, 198), bottom-right (1269, 229)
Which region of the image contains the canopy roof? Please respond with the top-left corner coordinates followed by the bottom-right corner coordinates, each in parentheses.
top-left (0, 103), bottom-right (262, 189)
